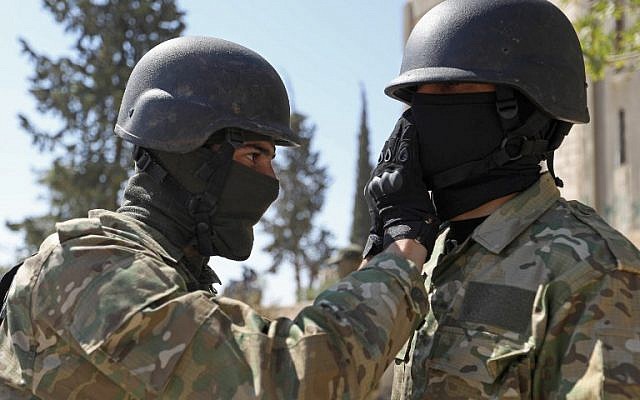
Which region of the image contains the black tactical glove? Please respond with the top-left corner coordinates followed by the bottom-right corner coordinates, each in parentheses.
top-left (363, 110), bottom-right (439, 259)
top-left (362, 185), bottom-right (384, 259)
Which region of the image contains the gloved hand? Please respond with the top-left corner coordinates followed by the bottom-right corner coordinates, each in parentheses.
top-left (363, 110), bottom-right (439, 259)
top-left (362, 185), bottom-right (384, 259)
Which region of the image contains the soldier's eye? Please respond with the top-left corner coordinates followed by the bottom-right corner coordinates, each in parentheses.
top-left (244, 150), bottom-right (260, 163)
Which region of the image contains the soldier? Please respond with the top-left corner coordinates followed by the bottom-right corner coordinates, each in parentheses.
top-left (365, 0), bottom-right (640, 398)
top-left (327, 243), bottom-right (363, 280)
top-left (222, 266), bottom-right (262, 307)
top-left (0, 36), bottom-right (440, 399)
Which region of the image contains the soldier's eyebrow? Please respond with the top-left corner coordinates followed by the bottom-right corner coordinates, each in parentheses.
top-left (245, 143), bottom-right (276, 159)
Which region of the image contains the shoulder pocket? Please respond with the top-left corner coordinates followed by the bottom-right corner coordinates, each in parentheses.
top-left (597, 326), bottom-right (640, 389)
top-left (67, 254), bottom-right (184, 354)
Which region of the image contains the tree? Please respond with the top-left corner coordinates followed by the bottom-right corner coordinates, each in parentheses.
top-left (7, 0), bottom-right (186, 255)
top-left (262, 113), bottom-right (333, 301)
top-left (563, 0), bottom-right (640, 80)
top-left (349, 86), bottom-right (373, 248)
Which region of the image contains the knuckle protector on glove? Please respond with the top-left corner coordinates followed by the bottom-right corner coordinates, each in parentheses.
top-left (367, 171), bottom-right (404, 198)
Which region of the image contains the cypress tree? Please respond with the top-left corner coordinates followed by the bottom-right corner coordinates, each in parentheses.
top-left (349, 86), bottom-right (373, 247)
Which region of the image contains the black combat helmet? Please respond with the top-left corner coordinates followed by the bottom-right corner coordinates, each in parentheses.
top-left (115, 36), bottom-right (299, 150)
top-left (385, 0), bottom-right (589, 124)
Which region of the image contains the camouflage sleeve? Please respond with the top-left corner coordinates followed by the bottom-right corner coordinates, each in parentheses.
top-left (535, 266), bottom-right (640, 399)
top-left (67, 252), bottom-right (427, 399)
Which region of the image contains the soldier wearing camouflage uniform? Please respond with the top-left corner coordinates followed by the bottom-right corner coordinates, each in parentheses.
top-left (0, 36), bottom-right (440, 399)
top-left (327, 243), bottom-right (363, 280)
top-left (365, 0), bottom-right (640, 398)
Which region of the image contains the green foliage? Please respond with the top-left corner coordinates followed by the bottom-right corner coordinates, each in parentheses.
top-left (8, 0), bottom-right (185, 255)
top-left (349, 86), bottom-right (373, 248)
top-left (262, 113), bottom-right (333, 301)
top-left (564, 0), bottom-right (640, 80)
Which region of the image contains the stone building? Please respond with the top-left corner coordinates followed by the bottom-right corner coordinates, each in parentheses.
top-left (402, 0), bottom-right (640, 246)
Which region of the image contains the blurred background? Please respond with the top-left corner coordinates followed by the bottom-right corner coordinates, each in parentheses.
top-left (1, 0), bottom-right (638, 313)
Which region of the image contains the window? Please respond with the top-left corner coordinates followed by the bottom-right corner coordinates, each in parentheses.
top-left (618, 109), bottom-right (627, 165)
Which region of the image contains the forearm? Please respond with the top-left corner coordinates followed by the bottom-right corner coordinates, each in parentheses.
top-left (360, 238), bottom-right (428, 269)
top-left (308, 251), bottom-right (428, 397)
top-left (382, 239), bottom-right (428, 266)
top-left (164, 253), bottom-right (429, 399)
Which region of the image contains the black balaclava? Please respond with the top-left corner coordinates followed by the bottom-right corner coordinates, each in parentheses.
top-left (410, 89), bottom-right (560, 221)
top-left (118, 171), bottom-right (216, 290)
top-left (118, 131), bottom-right (279, 270)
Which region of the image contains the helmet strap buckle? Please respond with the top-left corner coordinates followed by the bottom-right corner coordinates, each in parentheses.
top-left (501, 136), bottom-right (527, 161)
top-left (225, 129), bottom-right (245, 149)
top-left (497, 97), bottom-right (518, 119)
top-left (190, 194), bottom-right (219, 256)
top-left (196, 222), bottom-right (215, 256)
top-left (188, 194), bottom-right (217, 217)
top-left (496, 86), bottom-right (521, 132)
top-left (134, 147), bottom-right (153, 172)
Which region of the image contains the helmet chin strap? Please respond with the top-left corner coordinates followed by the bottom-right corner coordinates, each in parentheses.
top-left (187, 133), bottom-right (242, 256)
top-left (188, 143), bottom-right (234, 256)
top-left (428, 87), bottom-right (569, 190)
top-left (133, 131), bottom-right (244, 256)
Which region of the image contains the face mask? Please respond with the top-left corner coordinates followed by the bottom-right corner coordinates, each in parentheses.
top-left (141, 141), bottom-right (278, 259)
top-left (411, 92), bottom-right (505, 186)
top-left (411, 92), bottom-right (542, 220)
top-left (209, 162), bottom-right (280, 260)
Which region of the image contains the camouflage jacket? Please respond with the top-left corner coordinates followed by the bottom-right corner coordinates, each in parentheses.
top-left (392, 173), bottom-right (640, 399)
top-left (0, 210), bottom-right (428, 399)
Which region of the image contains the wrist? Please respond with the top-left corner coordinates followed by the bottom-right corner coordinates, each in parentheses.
top-left (382, 218), bottom-right (439, 257)
top-left (384, 239), bottom-right (428, 267)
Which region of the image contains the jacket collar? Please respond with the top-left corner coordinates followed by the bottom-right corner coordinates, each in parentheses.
top-left (471, 173), bottom-right (560, 254)
top-left (88, 209), bottom-right (183, 265)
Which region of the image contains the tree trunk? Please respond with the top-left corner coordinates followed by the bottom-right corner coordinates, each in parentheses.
top-left (294, 261), bottom-right (302, 302)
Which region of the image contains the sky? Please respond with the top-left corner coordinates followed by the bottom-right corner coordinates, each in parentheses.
top-left (0, 1), bottom-right (408, 305)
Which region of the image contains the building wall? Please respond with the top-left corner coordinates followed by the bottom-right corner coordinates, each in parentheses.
top-left (403, 0), bottom-right (442, 41)
top-left (402, 0), bottom-right (640, 247)
top-left (598, 71), bottom-right (640, 245)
